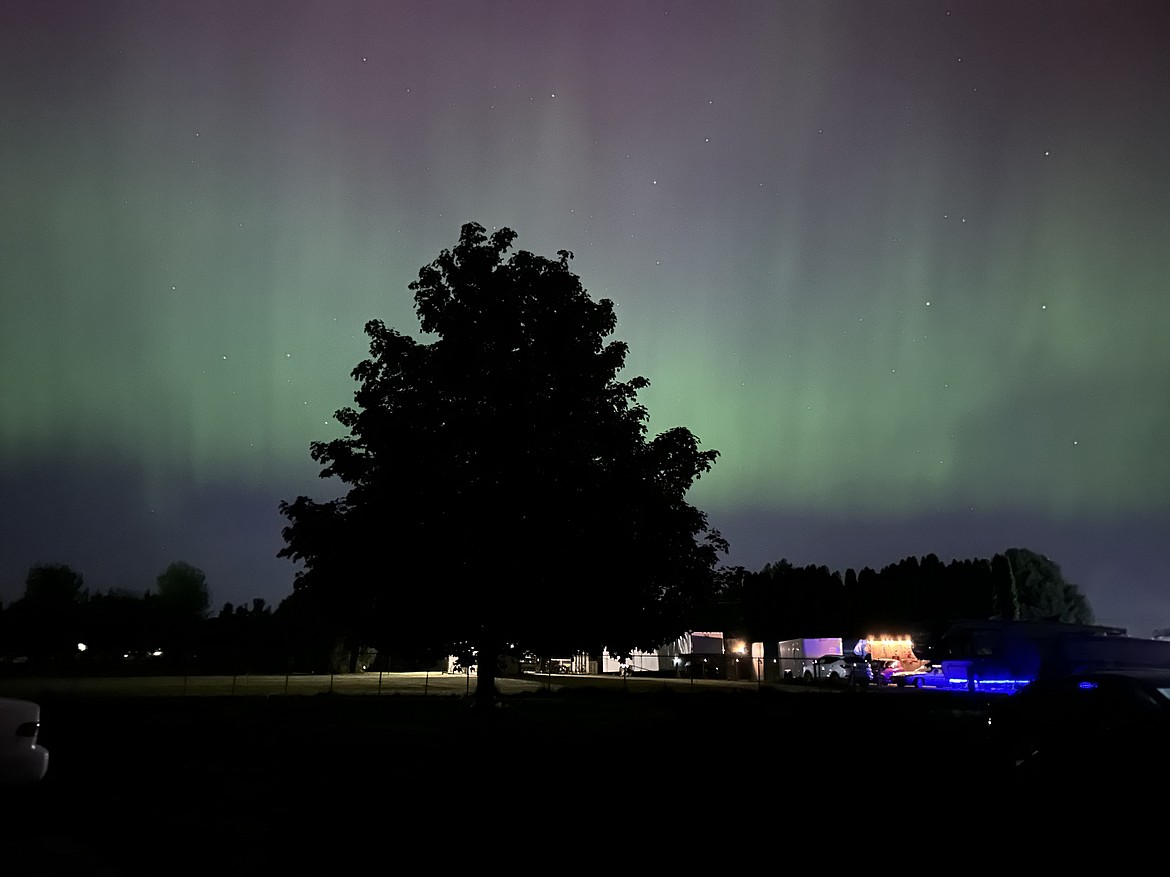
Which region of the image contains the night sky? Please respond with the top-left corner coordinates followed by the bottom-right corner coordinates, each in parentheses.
top-left (3, 2), bottom-right (1168, 635)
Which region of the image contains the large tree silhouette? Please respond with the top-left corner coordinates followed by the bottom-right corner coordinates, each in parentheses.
top-left (1005, 547), bottom-right (1094, 625)
top-left (279, 222), bottom-right (727, 703)
top-left (153, 561), bottom-right (211, 667)
top-left (6, 563), bottom-right (86, 662)
top-left (155, 561), bottom-right (211, 620)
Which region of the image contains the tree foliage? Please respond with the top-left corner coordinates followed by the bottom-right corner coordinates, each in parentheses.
top-left (151, 561), bottom-right (212, 664)
top-left (5, 563), bottom-right (87, 660)
top-left (279, 222), bottom-right (727, 700)
top-left (990, 552), bottom-right (1019, 621)
top-left (1005, 547), bottom-right (1094, 625)
top-left (155, 561), bottom-right (211, 620)
top-left (726, 546), bottom-right (1095, 645)
top-left (20, 563), bottom-right (85, 610)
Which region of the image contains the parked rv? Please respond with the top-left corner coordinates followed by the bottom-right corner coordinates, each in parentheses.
top-left (934, 620), bottom-right (1170, 693)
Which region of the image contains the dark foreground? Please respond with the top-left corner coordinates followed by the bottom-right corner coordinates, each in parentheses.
top-left (0, 679), bottom-right (1103, 870)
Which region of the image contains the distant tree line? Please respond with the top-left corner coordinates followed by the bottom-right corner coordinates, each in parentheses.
top-left (708, 546), bottom-right (1094, 649)
top-left (0, 545), bottom-right (1094, 676)
top-left (0, 561), bottom-right (289, 675)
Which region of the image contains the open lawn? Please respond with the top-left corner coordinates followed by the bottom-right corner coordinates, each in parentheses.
top-left (3, 673), bottom-right (1006, 871)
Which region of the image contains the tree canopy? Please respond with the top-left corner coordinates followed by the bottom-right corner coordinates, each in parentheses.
top-left (1005, 547), bottom-right (1093, 625)
top-left (5, 563), bottom-right (87, 660)
top-left (279, 222), bottom-right (727, 700)
top-left (20, 563), bottom-right (85, 610)
top-left (155, 561), bottom-right (211, 620)
top-left (720, 547), bottom-right (1094, 646)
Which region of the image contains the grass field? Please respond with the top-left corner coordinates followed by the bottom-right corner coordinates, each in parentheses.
top-left (3, 673), bottom-right (1001, 871)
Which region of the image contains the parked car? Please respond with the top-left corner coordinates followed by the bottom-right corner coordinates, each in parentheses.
top-left (891, 662), bottom-right (942, 688)
top-left (850, 656), bottom-right (875, 686)
top-left (873, 659), bottom-right (902, 686)
top-left (819, 654), bottom-right (875, 687)
top-left (806, 654), bottom-right (847, 681)
top-left (0, 697), bottom-right (49, 784)
top-left (986, 668), bottom-right (1170, 779)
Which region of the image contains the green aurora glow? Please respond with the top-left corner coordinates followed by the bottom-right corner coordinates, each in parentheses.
top-left (2, 1), bottom-right (1167, 632)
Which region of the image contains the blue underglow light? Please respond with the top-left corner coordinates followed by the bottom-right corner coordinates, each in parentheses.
top-left (942, 677), bottom-right (1033, 694)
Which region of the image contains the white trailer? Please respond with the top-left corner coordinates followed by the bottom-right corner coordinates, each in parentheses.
top-left (600, 631), bottom-right (726, 675)
top-left (777, 637), bottom-right (844, 680)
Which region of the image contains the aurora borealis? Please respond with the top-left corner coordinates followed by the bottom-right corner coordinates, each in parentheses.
top-left (2, 2), bottom-right (1168, 634)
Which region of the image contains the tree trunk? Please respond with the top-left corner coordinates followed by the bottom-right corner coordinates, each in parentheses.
top-left (475, 637), bottom-right (498, 708)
